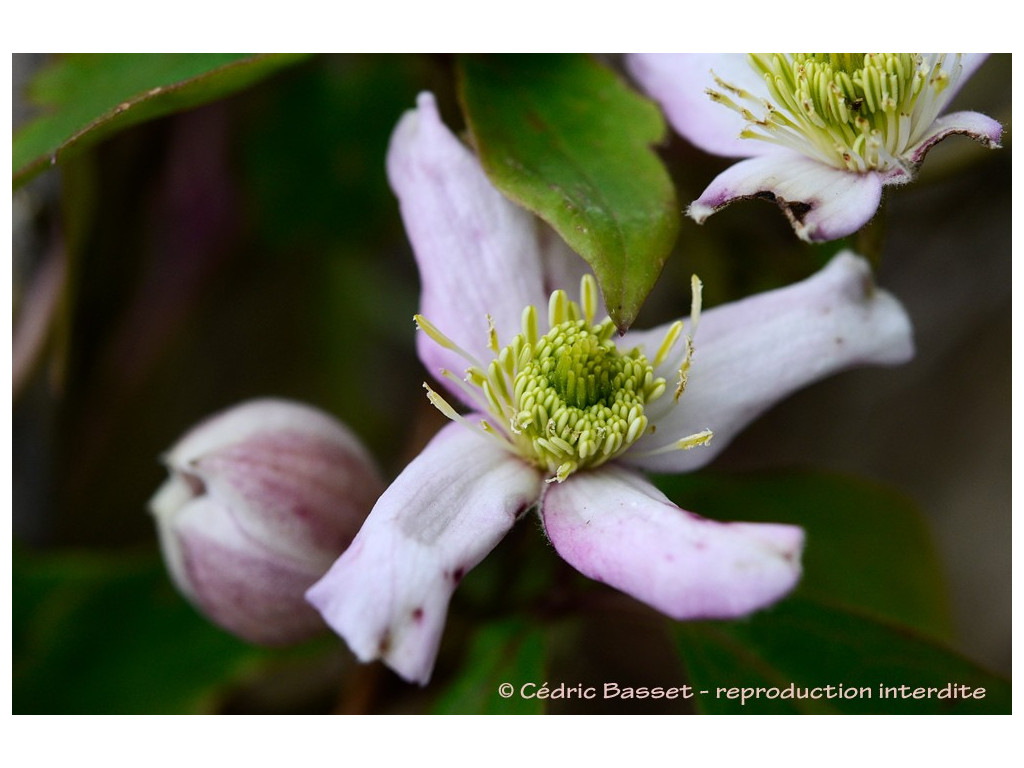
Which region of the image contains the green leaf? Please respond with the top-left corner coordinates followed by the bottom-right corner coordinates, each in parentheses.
top-left (457, 54), bottom-right (679, 331)
top-left (654, 471), bottom-right (1007, 713)
top-left (431, 618), bottom-right (547, 714)
top-left (675, 597), bottom-right (1010, 714)
top-left (654, 470), bottom-right (954, 640)
top-left (13, 549), bottom-right (270, 713)
top-left (14, 53), bottom-right (310, 186)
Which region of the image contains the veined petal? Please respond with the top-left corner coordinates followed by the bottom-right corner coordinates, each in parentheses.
top-left (163, 399), bottom-right (382, 565)
top-left (626, 53), bottom-right (775, 159)
top-left (687, 152), bottom-right (884, 243)
top-left (905, 110), bottom-right (1003, 167)
top-left (541, 466), bottom-right (803, 619)
top-left (387, 92), bottom-right (547, 392)
top-left (170, 495), bottom-right (331, 645)
top-left (306, 421), bottom-right (543, 685)
top-left (625, 252), bottom-right (913, 474)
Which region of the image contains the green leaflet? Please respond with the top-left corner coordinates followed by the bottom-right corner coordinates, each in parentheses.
top-left (458, 54), bottom-right (680, 332)
top-left (14, 53), bottom-right (310, 186)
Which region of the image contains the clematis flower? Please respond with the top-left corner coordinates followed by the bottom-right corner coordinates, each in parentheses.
top-left (306, 92), bottom-right (915, 685)
top-left (150, 398), bottom-right (384, 645)
top-left (627, 53), bottom-right (1003, 242)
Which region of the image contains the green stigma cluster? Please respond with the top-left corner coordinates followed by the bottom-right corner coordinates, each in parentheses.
top-left (417, 275), bottom-right (672, 483)
top-left (710, 54), bottom-right (960, 173)
top-left (510, 311), bottom-right (663, 481)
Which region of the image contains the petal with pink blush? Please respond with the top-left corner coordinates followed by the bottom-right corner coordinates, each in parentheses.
top-left (688, 152), bottom-right (884, 243)
top-left (542, 466), bottom-right (804, 619)
top-left (386, 92), bottom-right (547, 395)
top-left (306, 421), bottom-right (543, 685)
top-left (170, 495), bottom-right (331, 645)
top-left (150, 399), bottom-right (384, 645)
top-left (626, 53), bottom-right (774, 159)
top-left (624, 252), bottom-right (913, 474)
top-left (170, 400), bottom-right (383, 564)
top-left (906, 110), bottom-right (1003, 166)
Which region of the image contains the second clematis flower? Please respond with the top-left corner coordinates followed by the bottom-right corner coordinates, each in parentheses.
top-left (306, 92), bottom-right (916, 685)
top-left (627, 54), bottom-right (1003, 242)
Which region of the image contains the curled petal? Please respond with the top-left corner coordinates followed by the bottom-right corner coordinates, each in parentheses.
top-left (688, 152), bottom-right (884, 243)
top-left (542, 466), bottom-right (803, 619)
top-left (306, 421), bottom-right (543, 685)
top-left (625, 252), bottom-right (914, 474)
top-left (387, 92), bottom-right (546, 392)
top-left (906, 110), bottom-right (1003, 167)
top-left (626, 53), bottom-right (773, 159)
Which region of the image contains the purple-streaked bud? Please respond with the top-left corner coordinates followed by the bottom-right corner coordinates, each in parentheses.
top-left (148, 398), bottom-right (384, 645)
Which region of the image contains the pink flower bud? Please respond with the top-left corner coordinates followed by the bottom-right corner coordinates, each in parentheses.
top-left (149, 398), bottom-right (384, 645)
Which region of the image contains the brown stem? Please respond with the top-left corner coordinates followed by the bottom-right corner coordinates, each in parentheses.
top-left (334, 662), bottom-right (384, 714)
top-left (854, 197), bottom-right (888, 270)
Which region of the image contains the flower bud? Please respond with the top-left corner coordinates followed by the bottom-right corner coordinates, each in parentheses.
top-left (149, 398), bottom-right (384, 645)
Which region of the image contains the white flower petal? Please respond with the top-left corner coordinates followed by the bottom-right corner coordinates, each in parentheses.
top-left (906, 110), bottom-right (1003, 166)
top-left (306, 421), bottom-right (543, 685)
top-left (687, 152), bottom-right (884, 243)
top-left (387, 92), bottom-right (547, 388)
top-left (930, 54), bottom-right (990, 117)
top-left (626, 53), bottom-right (775, 159)
top-left (542, 466), bottom-right (803, 619)
top-left (624, 252), bottom-right (914, 474)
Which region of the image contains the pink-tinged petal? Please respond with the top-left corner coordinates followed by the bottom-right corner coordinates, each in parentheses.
top-left (626, 53), bottom-right (774, 159)
top-left (688, 152), bottom-right (884, 243)
top-left (168, 495), bottom-right (331, 645)
top-left (625, 252), bottom-right (913, 474)
top-left (387, 92), bottom-right (546, 390)
top-left (306, 421), bottom-right (543, 685)
top-left (151, 399), bottom-right (384, 645)
top-left (542, 466), bottom-right (803, 619)
top-left (165, 399), bottom-right (383, 564)
top-left (905, 110), bottom-right (1003, 167)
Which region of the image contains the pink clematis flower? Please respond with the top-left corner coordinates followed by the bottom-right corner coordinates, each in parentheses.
top-left (306, 92), bottom-right (916, 685)
top-left (627, 54), bottom-right (1003, 242)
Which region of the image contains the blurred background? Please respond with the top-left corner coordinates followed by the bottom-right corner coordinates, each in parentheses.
top-left (11, 53), bottom-right (1011, 713)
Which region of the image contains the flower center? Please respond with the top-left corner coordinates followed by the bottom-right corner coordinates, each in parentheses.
top-left (709, 54), bottom-right (962, 174)
top-left (509, 312), bottom-right (662, 481)
top-left (416, 275), bottom-right (698, 483)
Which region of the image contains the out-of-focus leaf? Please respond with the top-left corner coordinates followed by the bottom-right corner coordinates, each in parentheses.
top-left (14, 53), bottom-right (310, 186)
top-left (236, 55), bottom-right (429, 460)
top-left (458, 54), bottom-right (679, 331)
top-left (675, 597), bottom-right (1010, 714)
top-left (654, 470), bottom-right (954, 640)
top-left (13, 549), bottom-right (271, 713)
top-left (239, 55), bottom-right (425, 254)
top-left (432, 619), bottom-right (547, 714)
top-left (654, 471), bottom-right (1007, 713)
